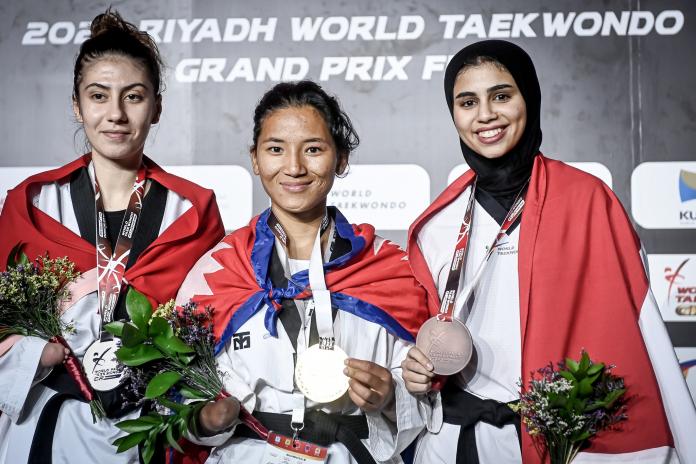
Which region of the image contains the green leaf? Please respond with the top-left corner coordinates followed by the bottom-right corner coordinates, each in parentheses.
top-left (113, 431), bottom-right (147, 453)
top-left (575, 398), bottom-right (587, 413)
top-left (166, 424), bottom-right (184, 453)
top-left (7, 243), bottom-right (24, 268)
top-left (578, 377), bottom-right (593, 397)
top-left (139, 414), bottom-right (165, 425)
top-left (121, 322), bottom-right (146, 348)
top-left (586, 371), bottom-right (601, 387)
top-left (188, 402), bottom-right (207, 438)
top-left (103, 321), bottom-right (125, 337)
top-left (145, 371), bottom-right (182, 399)
top-left (578, 351), bottom-right (591, 375)
top-left (154, 334), bottom-right (194, 355)
top-left (569, 385), bottom-right (578, 401)
top-left (179, 385), bottom-right (209, 400)
top-left (565, 358), bottom-right (579, 374)
top-left (126, 288), bottom-right (153, 332)
top-left (159, 397), bottom-right (187, 413)
top-left (586, 400), bottom-right (606, 411)
top-left (149, 317), bottom-right (173, 338)
top-left (177, 353), bottom-right (196, 365)
top-left (116, 418), bottom-right (158, 433)
top-left (142, 438), bottom-right (155, 464)
top-left (586, 362), bottom-right (604, 377)
top-left (559, 370), bottom-right (576, 383)
top-left (177, 416), bottom-right (188, 436)
top-left (116, 344), bottom-right (164, 366)
top-left (603, 388), bottom-right (626, 407)
top-left (8, 243), bottom-right (30, 268)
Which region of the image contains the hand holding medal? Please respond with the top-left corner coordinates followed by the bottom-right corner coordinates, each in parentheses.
top-left (414, 181), bottom-right (527, 378)
top-left (343, 358), bottom-right (395, 413)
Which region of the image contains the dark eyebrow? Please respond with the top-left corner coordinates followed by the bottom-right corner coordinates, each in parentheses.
top-left (261, 137), bottom-right (285, 143)
top-left (487, 84), bottom-right (513, 93)
top-left (454, 83), bottom-right (514, 100)
top-left (454, 91), bottom-right (476, 99)
top-left (261, 137), bottom-right (329, 144)
top-left (84, 82), bottom-right (149, 91)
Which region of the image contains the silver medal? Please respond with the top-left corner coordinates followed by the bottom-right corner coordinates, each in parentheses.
top-left (83, 338), bottom-right (126, 391)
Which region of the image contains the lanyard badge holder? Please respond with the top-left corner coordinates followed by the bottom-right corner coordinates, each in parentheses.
top-left (416, 180), bottom-right (528, 376)
top-left (82, 164), bottom-right (146, 391)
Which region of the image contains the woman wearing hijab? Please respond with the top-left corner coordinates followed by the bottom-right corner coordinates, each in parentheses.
top-left (401, 40), bottom-right (696, 463)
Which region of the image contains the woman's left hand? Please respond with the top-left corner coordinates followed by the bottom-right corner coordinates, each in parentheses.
top-left (344, 358), bottom-right (395, 413)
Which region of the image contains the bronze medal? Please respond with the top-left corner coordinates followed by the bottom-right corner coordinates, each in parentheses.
top-left (416, 316), bottom-right (473, 376)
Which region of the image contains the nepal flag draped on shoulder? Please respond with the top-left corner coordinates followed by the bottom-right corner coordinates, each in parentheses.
top-left (182, 207), bottom-right (430, 354)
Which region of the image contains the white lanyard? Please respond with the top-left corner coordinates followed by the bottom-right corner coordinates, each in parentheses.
top-left (269, 213), bottom-right (336, 438)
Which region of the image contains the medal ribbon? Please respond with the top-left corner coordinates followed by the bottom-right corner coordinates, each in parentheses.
top-left (438, 179), bottom-right (528, 322)
top-left (267, 211), bottom-right (334, 438)
top-left (267, 211), bottom-right (333, 339)
top-left (94, 164), bottom-right (147, 327)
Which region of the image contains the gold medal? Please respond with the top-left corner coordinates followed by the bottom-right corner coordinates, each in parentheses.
top-left (294, 344), bottom-right (349, 403)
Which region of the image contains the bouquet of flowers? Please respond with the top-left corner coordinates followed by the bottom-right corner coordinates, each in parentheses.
top-left (0, 244), bottom-right (105, 421)
top-left (513, 351), bottom-right (627, 464)
top-left (105, 289), bottom-right (259, 463)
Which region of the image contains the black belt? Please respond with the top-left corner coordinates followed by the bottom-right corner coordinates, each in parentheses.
top-left (27, 378), bottom-right (163, 464)
top-left (442, 383), bottom-right (521, 464)
top-left (39, 365), bottom-right (138, 418)
top-left (234, 410), bottom-right (376, 464)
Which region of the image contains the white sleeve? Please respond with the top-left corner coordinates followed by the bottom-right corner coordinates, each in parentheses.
top-left (185, 342), bottom-right (258, 447)
top-left (365, 339), bottom-right (429, 462)
top-left (638, 289), bottom-right (696, 464)
top-left (0, 336), bottom-right (48, 421)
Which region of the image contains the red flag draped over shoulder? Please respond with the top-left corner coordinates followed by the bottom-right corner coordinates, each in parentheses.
top-left (407, 154), bottom-right (672, 462)
top-left (0, 154), bottom-right (225, 306)
top-left (183, 207), bottom-right (429, 352)
top-left (171, 208), bottom-right (430, 464)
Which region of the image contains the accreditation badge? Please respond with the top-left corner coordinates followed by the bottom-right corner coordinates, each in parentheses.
top-left (262, 431), bottom-right (328, 463)
top-left (416, 316), bottom-right (473, 376)
top-left (294, 344), bottom-right (349, 403)
top-left (83, 337), bottom-right (126, 391)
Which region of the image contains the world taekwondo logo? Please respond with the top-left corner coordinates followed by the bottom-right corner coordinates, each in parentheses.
top-left (679, 170), bottom-right (696, 224)
top-left (664, 259), bottom-right (696, 316)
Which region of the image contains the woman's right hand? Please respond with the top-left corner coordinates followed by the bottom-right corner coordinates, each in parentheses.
top-left (198, 396), bottom-right (241, 436)
top-left (401, 346), bottom-right (435, 394)
top-left (40, 342), bottom-right (69, 368)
